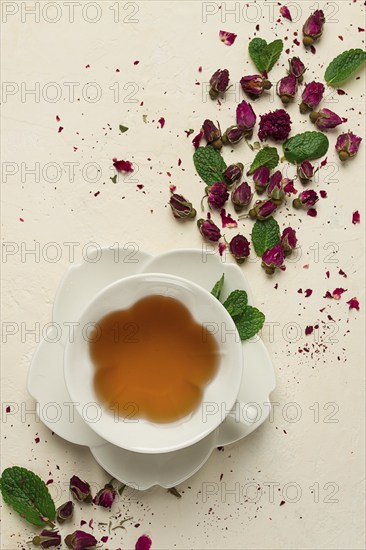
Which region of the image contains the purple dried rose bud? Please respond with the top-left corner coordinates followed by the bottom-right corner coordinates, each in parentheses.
top-left (335, 131), bottom-right (362, 161)
top-left (202, 119), bottom-right (222, 150)
top-left (207, 182), bottom-right (229, 209)
top-left (297, 160), bottom-right (315, 184)
top-left (236, 100), bottom-right (256, 138)
top-left (223, 163), bottom-right (244, 187)
top-left (310, 108), bottom-right (343, 130)
top-left (70, 476), bottom-right (92, 503)
top-left (277, 74), bottom-right (298, 104)
top-left (249, 199), bottom-right (277, 220)
top-left (197, 214), bottom-right (221, 242)
top-left (293, 189), bottom-right (319, 209)
top-left (209, 69), bottom-right (230, 99)
top-left (258, 109), bottom-right (292, 142)
top-left (280, 5), bottom-right (292, 21)
top-left (288, 57), bottom-right (306, 82)
top-left (252, 165), bottom-right (270, 194)
top-left (281, 227), bottom-right (298, 256)
top-left (93, 483), bottom-right (117, 509)
top-left (32, 530), bottom-right (61, 549)
top-left (56, 501), bottom-right (74, 524)
top-left (261, 243), bottom-right (285, 274)
top-left (302, 10), bottom-right (325, 47)
top-left (222, 125), bottom-right (245, 145)
top-left (169, 193), bottom-right (196, 220)
top-left (240, 75), bottom-right (272, 98)
top-left (300, 81), bottom-right (325, 113)
top-left (231, 182), bottom-right (252, 212)
top-left (267, 171), bottom-right (284, 205)
top-left (65, 531), bottom-right (97, 550)
top-left (229, 234), bottom-right (250, 264)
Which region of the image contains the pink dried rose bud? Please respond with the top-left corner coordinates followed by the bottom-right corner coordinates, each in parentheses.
top-left (236, 100), bottom-right (256, 138)
top-left (70, 476), bottom-right (92, 503)
top-left (297, 160), bottom-right (315, 184)
top-left (207, 182), bottom-right (229, 209)
top-left (293, 189), bottom-right (319, 209)
top-left (135, 535), bottom-right (152, 550)
top-left (258, 109), bottom-right (292, 141)
top-left (280, 5), bottom-right (292, 21)
top-left (202, 119), bottom-right (222, 150)
top-left (56, 501), bottom-right (74, 524)
top-left (335, 131), bottom-right (362, 161)
top-left (288, 57), bottom-right (306, 82)
top-left (253, 165), bottom-right (270, 194)
top-left (219, 30), bottom-right (237, 46)
top-left (197, 215), bottom-right (221, 242)
top-left (231, 181), bottom-right (253, 212)
top-left (222, 125), bottom-right (245, 145)
top-left (32, 530), bottom-right (62, 549)
top-left (209, 69), bottom-right (229, 99)
top-left (300, 81), bottom-right (325, 113)
top-left (240, 75), bottom-right (272, 98)
top-left (267, 171), bottom-right (285, 205)
top-left (281, 227), bottom-right (297, 255)
top-left (249, 199), bottom-right (277, 220)
top-left (229, 234), bottom-right (250, 264)
top-left (64, 530), bottom-right (97, 550)
top-left (310, 108), bottom-right (343, 130)
top-left (169, 194), bottom-right (196, 220)
top-left (277, 74), bottom-right (298, 104)
top-left (93, 483), bottom-right (117, 509)
top-left (261, 243), bottom-right (285, 274)
top-left (302, 9), bottom-right (325, 47)
top-left (223, 163), bottom-right (244, 187)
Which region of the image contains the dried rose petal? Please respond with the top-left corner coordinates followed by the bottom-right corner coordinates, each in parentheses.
top-left (332, 287), bottom-right (347, 300)
top-left (219, 30), bottom-right (237, 46)
top-left (347, 298), bottom-right (360, 310)
top-left (307, 208), bottom-right (317, 217)
top-left (135, 535), bottom-right (152, 550)
top-left (280, 6), bottom-right (292, 21)
top-left (219, 242), bottom-right (227, 256)
top-left (352, 211), bottom-right (360, 224)
top-left (192, 129), bottom-right (204, 149)
top-left (220, 209), bottom-right (238, 228)
top-left (113, 158), bottom-right (134, 172)
top-left (283, 178), bottom-right (297, 195)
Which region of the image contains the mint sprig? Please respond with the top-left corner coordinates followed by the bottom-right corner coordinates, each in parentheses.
top-left (249, 38), bottom-right (283, 74)
top-left (0, 467), bottom-right (56, 527)
top-left (325, 48), bottom-right (366, 86)
top-left (283, 131), bottom-right (329, 164)
top-left (251, 217), bottom-right (281, 257)
top-left (193, 146), bottom-right (227, 186)
top-left (248, 147), bottom-right (279, 175)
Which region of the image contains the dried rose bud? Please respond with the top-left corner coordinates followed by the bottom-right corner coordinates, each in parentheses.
top-left (136, 535), bottom-right (152, 550)
top-left (169, 193), bottom-right (196, 220)
top-left (252, 165), bottom-right (270, 194)
top-left (293, 189), bottom-right (319, 209)
top-left (240, 75), bottom-right (272, 98)
top-left (56, 501), bottom-right (74, 524)
top-left (258, 109), bottom-right (292, 142)
top-left (249, 199), bottom-right (277, 220)
top-left (302, 10), bottom-right (325, 47)
top-left (231, 182), bottom-right (252, 212)
top-left (236, 100), bottom-right (256, 138)
top-left (276, 74), bottom-right (298, 104)
top-left (280, 5), bottom-right (292, 21)
top-left (223, 163), bottom-right (243, 187)
top-left (297, 160), bottom-right (315, 184)
top-left (32, 530), bottom-right (61, 549)
top-left (288, 57), bottom-right (306, 82)
top-left (69, 476), bottom-right (92, 503)
top-left (222, 125), bottom-right (245, 145)
top-left (281, 227), bottom-right (297, 256)
top-left (93, 483), bottom-right (117, 509)
top-left (207, 182), bottom-right (229, 209)
top-left (261, 243), bottom-right (285, 274)
top-left (229, 234), bottom-right (250, 264)
top-left (197, 215), bottom-right (221, 242)
top-left (209, 69), bottom-right (229, 99)
top-left (267, 171), bottom-right (284, 205)
top-left (310, 108), bottom-right (343, 130)
top-left (65, 531), bottom-right (97, 550)
top-left (300, 81), bottom-right (325, 113)
top-left (202, 119), bottom-right (222, 150)
top-left (335, 131), bottom-right (362, 161)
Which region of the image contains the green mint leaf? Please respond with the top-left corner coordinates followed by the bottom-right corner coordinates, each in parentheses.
top-left (248, 147), bottom-right (279, 175)
top-left (235, 306), bottom-right (265, 341)
top-left (193, 146), bottom-right (227, 186)
top-left (283, 131), bottom-right (329, 164)
top-left (119, 124), bottom-right (128, 133)
top-left (211, 274), bottom-right (224, 300)
top-left (110, 175), bottom-right (117, 183)
top-left (325, 49), bottom-right (366, 86)
top-left (251, 217), bottom-right (280, 257)
top-left (223, 290), bottom-right (248, 319)
top-left (249, 38), bottom-right (283, 74)
top-left (0, 467), bottom-right (56, 526)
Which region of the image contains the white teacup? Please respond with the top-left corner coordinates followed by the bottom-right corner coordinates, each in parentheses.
top-left (64, 273), bottom-right (243, 454)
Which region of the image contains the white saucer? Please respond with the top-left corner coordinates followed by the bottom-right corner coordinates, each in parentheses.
top-left (28, 248), bottom-right (275, 489)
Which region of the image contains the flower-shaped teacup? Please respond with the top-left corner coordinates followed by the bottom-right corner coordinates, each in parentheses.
top-left (64, 273), bottom-right (243, 454)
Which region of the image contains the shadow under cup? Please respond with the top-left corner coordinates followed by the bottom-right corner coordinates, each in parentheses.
top-left (64, 273), bottom-right (243, 454)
